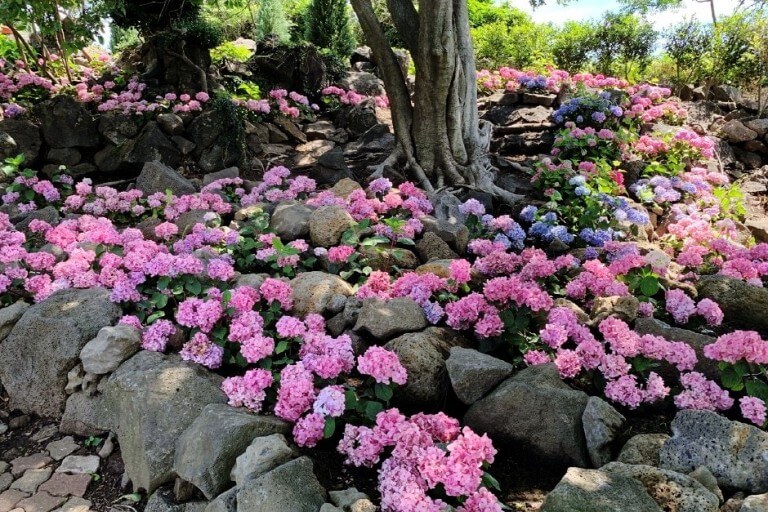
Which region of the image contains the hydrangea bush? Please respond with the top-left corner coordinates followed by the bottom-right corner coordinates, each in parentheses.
top-left (4, 61), bottom-right (768, 511)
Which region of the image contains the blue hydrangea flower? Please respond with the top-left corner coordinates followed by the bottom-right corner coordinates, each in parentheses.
top-left (550, 225), bottom-right (574, 244)
top-left (568, 175), bottom-right (587, 186)
top-left (529, 221), bottom-right (551, 240)
top-left (625, 208), bottom-right (649, 225)
top-left (583, 247), bottom-right (600, 260)
top-left (574, 186), bottom-right (589, 197)
top-left (520, 205), bottom-right (538, 222)
top-left (543, 211), bottom-right (557, 223)
top-left (506, 224), bottom-right (527, 249)
top-left (494, 233), bottom-right (512, 249)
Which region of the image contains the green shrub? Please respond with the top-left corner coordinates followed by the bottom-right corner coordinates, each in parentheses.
top-left (552, 21), bottom-right (595, 73)
top-left (304, 0), bottom-right (356, 58)
top-left (255, 0), bottom-right (292, 42)
top-left (211, 41), bottom-right (254, 64)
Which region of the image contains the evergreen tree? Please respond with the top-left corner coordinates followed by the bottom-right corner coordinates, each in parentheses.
top-left (304, 0), bottom-right (356, 58)
top-left (255, 0), bottom-right (292, 42)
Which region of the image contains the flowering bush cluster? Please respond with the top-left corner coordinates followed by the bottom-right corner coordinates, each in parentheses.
top-left (7, 60), bottom-right (768, 510)
top-left (339, 409), bottom-right (502, 511)
top-left (321, 85), bottom-right (389, 110)
top-left (0, 57), bottom-right (321, 123)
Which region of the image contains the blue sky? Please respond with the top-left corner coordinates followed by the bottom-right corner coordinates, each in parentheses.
top-left (508, 0), bottom-right (742, 29)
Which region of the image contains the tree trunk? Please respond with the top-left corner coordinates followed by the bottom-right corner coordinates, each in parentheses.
top-left (350, 0), bottom-right (523, 203)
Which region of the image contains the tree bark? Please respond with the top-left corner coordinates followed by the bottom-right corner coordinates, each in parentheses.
top-left (350, 0), bottom-right (524, 203)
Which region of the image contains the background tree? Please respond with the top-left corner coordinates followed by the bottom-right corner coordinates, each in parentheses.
top-left (591, 12), bottom-right (656, 80)
top-left (663, 18), bottom-right (711, 86)
top-left (471, 8), bottom-right (555, 70)
top-left (552, 20), bottom-right (594, 73)
top-left (304, 0), bottom-right (356, 58)
top-left (254, 0), bottom-right (292, 41)
top-left (0, 0), bottom-right (109, 81)
top-left (350, 0), bottom-right (523, 203)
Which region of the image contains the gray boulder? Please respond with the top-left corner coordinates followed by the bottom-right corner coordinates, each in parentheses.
top-left (157, 113), bottom-right (185, 136)
top-left (198, 144), bottom-right (241, 173)
top-left (79, 325), bottom-right (141, 375)
top-left (236, 457), bottom-right (326, 512)
top-left (340, 71), bottom-right (386, 97)
top-left (415, 232), bottom-right (459, 262)
top-left (205, 488), bottom-right (237, 512)
top-left (745, 119), bottom-right (768, 138)
top-left (721, 120), bottom-right (758, 143)
top-left (420, 215), bottom-right (470, 254)
top-left (0, 301), bottom-right (29, 342)
top-left (203, 167), bottom-right (240, 186)
top-left (309, 205), bottom-right (355, 247)
top-left (269, 202), bottom-right (314, 241)
top-left (602, 462), bottom-right (719, 512)
top-left (742, 493), bottom-right (768, 512)
top-left (329, 488), bottom-right (370, 510)
top-left (354, 297), bottom-right (427, 340)
top-left (0, 288), bottom-right (120, 418)
top-left (47, 147), bottom-right (81, 166)
top-left (445, 347), bottom-right (513, 404)
top-left (230, 433), bottom-right (297, 486)
top-left (713, 84), bottom-right (741, 102)
top-left (136, 161), bottom-right (196, 197)
top-left (118, 122), bottom-right (182, 170)
top-left (14, 205), bottom-right (60, 231)
top-left (660, 410), bottom-right (768, 493)
top-left (188, 110), bottom-right (224, 151)
top-left (383, 329), bottom-right (464, 406)
top-left (0, 119), bottom-right (42, 165)
top-left (40, 96), bottom-right (99, 148)
top-left (174, 405), bottom-right (289, 499)
top-left (617, 434), bottom-right (670, 467)
top-left (540, 467), bottom-right (663, 512)
top-left (689, 466), bottom-right (723, 503)
top-left (100, 351), bottom-right (227, 493)
top-left (697, 275), bottom-right (768, 330)
top-left (464, 364), bottom-right (591, 467)
top-left (290, 272), bottom-right (354, 318)
top-left (98, 111), bottom-right (141, 145)
top-left (583, 397), bottom-right (626, 468)
top-left (145, 488), bottom-right (185, 512)
top-left (341, 100), bottom-right (378, 137)
top-left (60, 392), bottom-right (109, 436)
top-left (0, 129), bottom-right (17, 162)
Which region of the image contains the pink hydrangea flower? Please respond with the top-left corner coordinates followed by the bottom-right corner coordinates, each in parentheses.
top-left (180, 332), bottom-right (223, 369)
top-left (740, 396), bottom-right (767, 426)
top-left (357, 347), bottom-right (407, 385)
top-left (665, 289), bottom-right (697, 324)
top-left (293, 412), bottom-right (326, 447)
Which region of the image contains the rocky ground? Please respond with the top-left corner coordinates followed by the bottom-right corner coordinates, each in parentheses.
top-left (0, 401), bottom-right (133, 512)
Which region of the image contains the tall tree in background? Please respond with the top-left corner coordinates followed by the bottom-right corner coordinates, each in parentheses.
top-left (350, 0), bottom-right (523, 203)
top-left (305, 0), bottom-right (356, 58)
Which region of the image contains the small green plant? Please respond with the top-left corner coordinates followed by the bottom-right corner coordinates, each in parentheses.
top-left (713, 184), bottom-right (747, 221)
top-left (235, 81), bottom-right (262, 100)
top-left (84, 435), bottom-right (103, 448)
top-left (1, 154), bottom-right (24, 180)
top-left (211, 41), bottom-right (254, 64)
